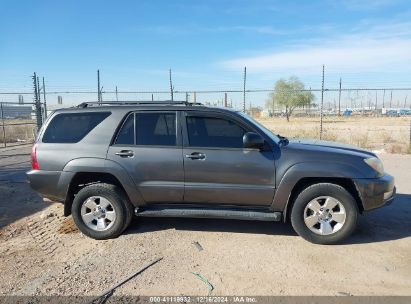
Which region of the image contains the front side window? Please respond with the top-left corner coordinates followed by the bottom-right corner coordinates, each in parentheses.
top-left (186, 116), bottom-right (246, 148)
top-left (115, 112), bottom-right (177, 146)
top-left (42, 112), bottom-right (111, 143)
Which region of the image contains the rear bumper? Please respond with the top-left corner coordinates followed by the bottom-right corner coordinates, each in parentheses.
top-left (26, 170), bottom-right (74, 202)
top-left (353, 174), bottom-right (395, 211)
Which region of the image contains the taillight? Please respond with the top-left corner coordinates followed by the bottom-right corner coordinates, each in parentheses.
top-left (31, 144), bottom-right (39, 170)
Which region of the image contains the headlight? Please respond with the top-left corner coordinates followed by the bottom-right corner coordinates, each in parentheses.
top-left (364, 157), bottom-right (384, 176)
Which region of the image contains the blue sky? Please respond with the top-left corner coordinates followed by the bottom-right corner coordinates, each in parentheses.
top-left (1, 0), bottom-right (411, 106)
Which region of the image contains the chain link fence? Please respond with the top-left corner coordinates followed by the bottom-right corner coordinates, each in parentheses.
top-left (0, 99), bottom-right (45, 148)
top-left (0, 82), bottom-right (410, 152)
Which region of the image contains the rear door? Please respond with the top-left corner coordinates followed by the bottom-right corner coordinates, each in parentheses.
top-left (106, 110), bottom-right (184, 203)
top-left (182, 111), bottom-right (276, 206)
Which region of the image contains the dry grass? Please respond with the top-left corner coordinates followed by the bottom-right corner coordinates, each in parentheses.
top-left (0, 120), bottom-right (36, 144)
top-left (256, 116), bottom-right (411, 154)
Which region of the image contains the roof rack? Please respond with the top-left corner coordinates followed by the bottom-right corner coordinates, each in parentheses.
top-left (77, 101), bottom-right (204, 108)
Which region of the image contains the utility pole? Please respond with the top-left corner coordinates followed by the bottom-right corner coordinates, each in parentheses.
top-left (185, 92), bottom-right (189, 103)
top-left (390, 90), bottom-right (393, 108)
top-left (193, 92), bottom-right (197, 103)
top-left (151, 94), bottom-right (154, 102)
top-left (338, 78), bottom-right (341, 116)
top-left (42, 77), bottom-right (47, 119)
top-left (97, 70), bottom-right (101, 104)
top-left (169, 69), bottom-right (174, 102)
top-left (243, 66), bottom-right (246, 113)
top-left (320, 65), bottom-right (325, 140)
top-left (115, 86), bottom-right (118, 102)
top-left (382, 89), bottom-right (385, 108)
top-left (224, 92), bottom-right (228, 107)
top-left (32, 73), bottom-right (42, 131)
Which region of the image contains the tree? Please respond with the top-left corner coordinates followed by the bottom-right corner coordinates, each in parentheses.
top-left (266, 77), bottom-right (314, 121)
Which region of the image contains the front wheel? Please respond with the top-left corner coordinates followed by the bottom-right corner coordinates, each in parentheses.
top-left (290, 183), bottom-right (359, 244)
top-left (72, 183), bottom-right (133, 240)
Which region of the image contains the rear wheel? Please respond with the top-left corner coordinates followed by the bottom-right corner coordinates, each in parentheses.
top-left (72, 183), bottom-right (133, 240)
top-left (290, 183), bottom-right (358, 244)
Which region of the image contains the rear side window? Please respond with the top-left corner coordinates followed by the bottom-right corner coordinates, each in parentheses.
top-left (115, 112), bottom-right (177, 146)
top-left (42, 112), bottom-right (111, 143)
top-left (186, 116), bottom-right (246, 148)
top-left (115, 114), bottom-right (135, 145)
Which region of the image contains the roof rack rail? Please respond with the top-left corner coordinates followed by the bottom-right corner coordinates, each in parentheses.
top-left (77, 101), bottom-right (203, 108)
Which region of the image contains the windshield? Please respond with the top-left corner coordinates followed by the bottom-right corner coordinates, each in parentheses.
top-left (237, 112), bottom-right (281, 144)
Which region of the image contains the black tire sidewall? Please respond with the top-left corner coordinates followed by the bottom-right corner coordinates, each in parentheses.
top-left (290, 183), bottom-right (358, 244)
top-left (72, 184), bottom-right (129, 240)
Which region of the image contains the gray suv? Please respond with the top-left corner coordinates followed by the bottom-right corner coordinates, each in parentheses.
top-left (27, 101), bottom-right (395, 244)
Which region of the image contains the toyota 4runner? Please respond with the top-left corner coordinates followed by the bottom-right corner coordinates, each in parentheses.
top-left (27, 101), bottom-right (395, 244)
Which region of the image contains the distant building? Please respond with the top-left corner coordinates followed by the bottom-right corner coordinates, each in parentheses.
top-left (1, 105), bottom-right (32, 119)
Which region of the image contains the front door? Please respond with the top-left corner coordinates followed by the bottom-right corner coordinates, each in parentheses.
top-left (107, 111), bottom-right (184, 203)
top-left (182, 111), bottom-right (276, 206)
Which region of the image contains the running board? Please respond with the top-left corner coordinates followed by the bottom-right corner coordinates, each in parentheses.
top-left (134, 206), bottom-right (282, 221)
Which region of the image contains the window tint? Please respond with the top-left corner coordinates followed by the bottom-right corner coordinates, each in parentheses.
top-left (115, 112), bottom-right (177, 146)
top-left (115, 114), bottom-right (135, 145)
top-left (186, 116), bottom-right (246, 148)
top-left (136, 113), bottom-right (176, 146)
top-left (42, 112), bottom-right (110, 143)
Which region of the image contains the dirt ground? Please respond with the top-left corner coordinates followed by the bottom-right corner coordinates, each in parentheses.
top-left (0, 145), bottom-right (410, 297)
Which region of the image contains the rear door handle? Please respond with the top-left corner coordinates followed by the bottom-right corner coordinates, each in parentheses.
top-left (115, 150), bottom-right (134, 157)
top-left (185, 152), bottom-right (206, 160)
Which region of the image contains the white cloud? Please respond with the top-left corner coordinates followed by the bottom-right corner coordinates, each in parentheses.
top-left (138, 25), bottom-right (291, 36)
top-left (220, 21), bottom-right (411, 74)
top-left (339, 0), bottom-right (403, 10)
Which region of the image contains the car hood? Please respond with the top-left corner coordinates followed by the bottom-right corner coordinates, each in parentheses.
top-left (286, 138), bottom-right (376, 157)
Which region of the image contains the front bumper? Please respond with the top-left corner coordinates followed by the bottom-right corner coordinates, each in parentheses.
top-left (353, 173), bottom-right (395, 211)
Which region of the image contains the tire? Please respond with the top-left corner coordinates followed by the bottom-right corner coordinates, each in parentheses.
top-left (72, 183), bottom-right (134, 240)
top-left (290, 183), bottom-right (358, 245)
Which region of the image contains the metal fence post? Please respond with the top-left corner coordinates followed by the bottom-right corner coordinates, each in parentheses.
top-left (243, 66), bottom-right (246, 113)
top-left (169, 69), bottom-right (174, 102)
top-left (320, 65), bottom-right (325, 140)
top-left (42, 77), bottom-right (47, 119)
top-left (338, 78), bottom-right (341, 116)
top-left (1, 103), bottom-right (6, 147)
top-left (97, 69), bottom-right (101, 104)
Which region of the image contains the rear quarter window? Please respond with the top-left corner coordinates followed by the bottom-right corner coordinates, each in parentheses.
top-left (42, 112), bottom-right (111, 143)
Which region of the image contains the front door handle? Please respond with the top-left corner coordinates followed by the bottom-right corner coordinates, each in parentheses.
top-left (185, 152), bottom-right (206, 160)
top-left (115, 150), bottom-right (134, 157)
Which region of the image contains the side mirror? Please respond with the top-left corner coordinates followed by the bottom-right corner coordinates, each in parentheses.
top-left (243, 132), bottom-right (264, 149)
